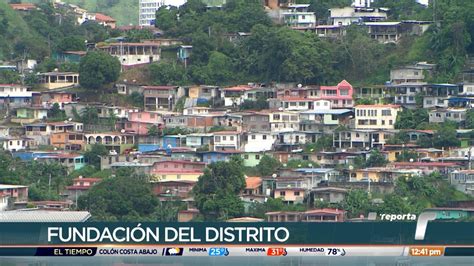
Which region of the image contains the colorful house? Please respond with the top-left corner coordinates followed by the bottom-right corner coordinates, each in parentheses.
top-left (65, 177), bottom-right (101, 201)
top-left (318, 80), bottom-right (354, 108)
top-left (150, 160), bottom-right (205, 182)
top-left (12, 107), bottom-right (48, 123)
top-left (198, 150), bottom-right (241, 164)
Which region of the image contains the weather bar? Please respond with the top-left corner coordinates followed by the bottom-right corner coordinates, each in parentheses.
top-left (0, 246), bottom-right (471, 257)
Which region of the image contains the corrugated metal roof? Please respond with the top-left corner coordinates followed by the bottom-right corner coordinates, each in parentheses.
top-left (0, 211), bottom-right (91, 222)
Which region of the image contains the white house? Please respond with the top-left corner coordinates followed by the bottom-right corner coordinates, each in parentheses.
top-left (282, 4), bottom-right (316, 29)
top-left (269, 111), bottom-right (300, 132)
top-left (0, 137), bottom-right (32, 152)
top-left (354, 104), bottom-right (401, 130)
top-left (243, 132), bottom-right (276, 152)
top-left (330, 6), bottom-right (387, 26)
top-left (213, 131), bottom-right (241, 151)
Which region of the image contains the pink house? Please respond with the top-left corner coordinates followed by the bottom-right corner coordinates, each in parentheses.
top-left (151, 160), bottom-right (206, 173)
top-left (0, 184), bottom-right (28, 202)
top-left (121, 111), bottom-right (163, 135)
top-left (66, 177), bottom-right (101, 201)
top-left (319, 80), bottom-right (353, 108)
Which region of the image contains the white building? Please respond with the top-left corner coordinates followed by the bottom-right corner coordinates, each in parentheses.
top-left (354, 104), bottom-right (401, 130)
top-left (139, 0), bottom-right (164, 27)
top-left (213, 131), bottom-right (241, 151)
top-left (243, 132), bottom-right (276, 152)
top-left (0, 137), bottom-right (32, 152)
top-left (139, 0), bottom-right (187, 26)
top-left (330, 6), bottom-right (387, 26)
top-left (282, 4), bottom-right (316, 29)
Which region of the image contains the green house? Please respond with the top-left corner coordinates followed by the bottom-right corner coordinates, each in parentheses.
top-left (242, 152), bottom-right (265, 167)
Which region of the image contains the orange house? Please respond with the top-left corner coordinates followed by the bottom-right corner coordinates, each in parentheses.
top-left (50, 132), bottom-right (85, 151)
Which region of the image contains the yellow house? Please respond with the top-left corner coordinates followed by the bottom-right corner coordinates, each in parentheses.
top-left (189, 87), bottom-right (200, 98)
top-left (151, 171), bottom-right (203, 182)
top-left (355, 104), bottom-right (401, 130)
top-left (349, 167), bottom-right (394, 182)
top-left (39, 72), bottom-right (79, 90)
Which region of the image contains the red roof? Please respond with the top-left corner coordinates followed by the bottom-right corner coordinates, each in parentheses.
top-left (153, 160), bottom-right (205, 166)
top-left (9, 3), bottom-right (36, 10)
top-left (72, 177), bottom-right (101, 182)
top-left (281, 97), bottom-right (311, 102)
top-left (245, 177), bottom-right (262, 189)
top-left (337, 80), bottom-right (352, 87)
top-left (304, 208), bottom-right (346, 215)
top-left (355, 104), bottom-right (401, 108)
top-left (213, 131), bottom-right (240, 135)
top-left (142, 86), bottom-right (176, 90)
top-left (392, 162), bottom-right (459, 167)
top-left (222, 85), bottom-right (253, 92)
top-left (95, 13), bottom-right (116, 22)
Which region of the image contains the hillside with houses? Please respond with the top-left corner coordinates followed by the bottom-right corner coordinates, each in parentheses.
top-left (0, 0), bottom-right (473, 223)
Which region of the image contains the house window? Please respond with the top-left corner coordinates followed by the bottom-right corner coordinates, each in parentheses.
top-left (222, 136), bottom-right (227, 141)
top-left (340, 89), bottom-right (349, 96)
top-left (164, 164), bottom-right (168, 168)
top-left (280, 191), bottom-right (286, 196)
top-left (244, 155), bottom-right (249, 159)
top-left (255, 155), bottom-right (260, 160)
top-left (215, 136), bottom-right (221, 142)
top-left (162, 175), bottom-right (166, 180)
top-left (389, 120), bottom-right (393, 125)
top-left (251, 135), bottom-right (256, 140)
top-left (230, 136), bottom-right (234, 141)
top-left (263, 135), bottom-right (267, 140)
top-left (294, 191), bottom-right (300, 196)
top-left (382, 110), bottom-right (391, 116)
top-left (177, 175), bottom-right (181, 180)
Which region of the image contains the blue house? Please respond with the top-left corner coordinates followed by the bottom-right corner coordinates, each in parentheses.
top-left (163, 135), bottom-right (186, 148)
top-left (198, 151), bottom-right (241, 164)
top-left (178, 45), bottom-right (192, 62)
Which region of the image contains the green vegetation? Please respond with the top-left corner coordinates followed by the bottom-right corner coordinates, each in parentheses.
top-left (255, 155), bottom-right (282, 176)
top-left (79, 51), bottom-right (121, 89)
top-left (248, 198), bottom-right (307, 219)
top-left (339, 173), bottom-right (471, 218)
top-left (395, 109), bottom-right (429, 129)
top-left (78, 171), bottom-right (159, 221)
top-left (59, 0), bottom-right (138, 26)
top-left (353, 150), bottom-right (388, 169)
top-left (192, 156), bottom-right (246, 220)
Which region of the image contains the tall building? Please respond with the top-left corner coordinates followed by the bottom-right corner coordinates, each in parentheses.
top-left (139, 0), bottom-right (188, 27)
top-left (139, 0), bottom-right (164, 27)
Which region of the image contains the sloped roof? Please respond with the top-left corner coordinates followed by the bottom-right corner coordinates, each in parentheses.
top-left (0, 211), bottom-right (91, 222)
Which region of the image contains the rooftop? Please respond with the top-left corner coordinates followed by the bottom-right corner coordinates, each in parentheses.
top-left (0, 211), bottom-right (91, 222)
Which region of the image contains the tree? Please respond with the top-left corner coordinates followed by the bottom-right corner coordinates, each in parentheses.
top-left (395, 109), bottom-right (429, 129)
top-left (396, 150), bottom-right (419, 162)
top-left (340, 189), bottom-right (371, 218)
top-left (192, 157), bottom-right (246, 220)
top-left (56, 36), bottom-right (86, 52)
top-left (78, 174), bottom-right (159, 221)
top-left (47, 103), bottom-right (66, 121)
top-left (286, 159), bottom-right (319, 169)
top-left (206, 51), bottom-right (234, 84)
top-left (256, 155), bottom-right (281, 176)
top-left (365, 150), bottom-right (388, 167)
top-left (84, 144), bottom-right (108, 169)
top-left (433, 122), bottom-right (460, 148)
top-left (79, 51), bottom-right (120, 89)
top-left (148, 125), bottom-right (160, 136)
top-left (148, 61), bottom-right (187, 85)
top-left (466, 109), bottom-right (474, 129)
